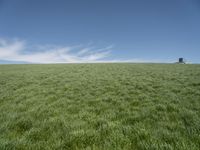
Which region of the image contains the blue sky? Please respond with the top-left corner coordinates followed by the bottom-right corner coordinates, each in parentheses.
top-left (0, 0), bottom-right (200, 63)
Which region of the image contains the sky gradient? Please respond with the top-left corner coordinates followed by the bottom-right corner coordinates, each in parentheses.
top-left (0, 0), bottom-right (200, 63)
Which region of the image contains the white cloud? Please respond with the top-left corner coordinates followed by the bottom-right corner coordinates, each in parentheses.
top-left (0, 39), bottom-right (25, 58)
top-left (77, 48), bottom-right (91, 56)
top-left (0, 38), bottom-right (173, 64)
top-left (0, 38), bottom-right (113, 63)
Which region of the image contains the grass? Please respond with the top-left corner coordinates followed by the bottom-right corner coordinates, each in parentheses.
top-left (0, 63), bottom-right (200, 150)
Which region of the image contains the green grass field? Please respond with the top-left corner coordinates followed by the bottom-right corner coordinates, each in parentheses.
top-left (0, 64), bottom-right (200, 150)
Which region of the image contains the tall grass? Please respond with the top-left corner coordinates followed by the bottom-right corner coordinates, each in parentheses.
top-left (0, 63), bottom-right (200, 149)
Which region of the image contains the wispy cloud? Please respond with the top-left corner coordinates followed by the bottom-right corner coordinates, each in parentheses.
top-left (0, 38), bottom-right (113, 63)
top-left (0, 38), bottom-right (173, 64)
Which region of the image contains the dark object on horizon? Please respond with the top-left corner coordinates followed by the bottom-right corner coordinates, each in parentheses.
top-left (179, 58), bottom-right (183, 63)
top-left (178, 58), bottom-right (186, 64)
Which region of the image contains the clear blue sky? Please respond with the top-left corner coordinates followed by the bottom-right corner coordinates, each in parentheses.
top-left (0, 0), bottom-right (200, 63)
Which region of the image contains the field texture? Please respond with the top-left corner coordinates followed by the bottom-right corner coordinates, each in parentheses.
top-left (0, 64), bottom-right (200, 150)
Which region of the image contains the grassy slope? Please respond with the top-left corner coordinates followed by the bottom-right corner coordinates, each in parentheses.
top-left (0, 64), bottom-right (200, 150)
